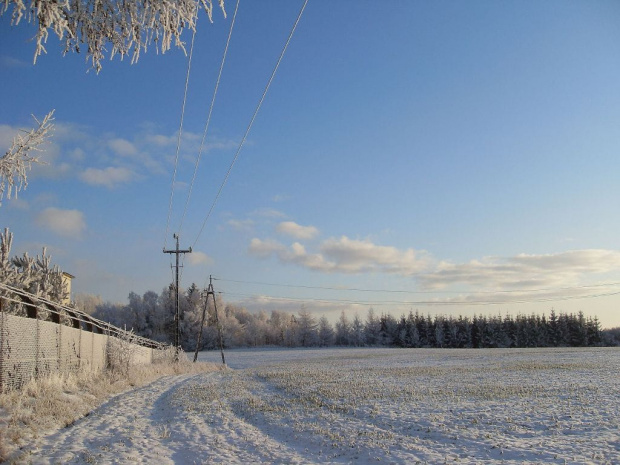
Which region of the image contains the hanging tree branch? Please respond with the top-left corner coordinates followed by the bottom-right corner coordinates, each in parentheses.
top-left (0, 110), bottom-right (55, 206)
top-left (1, 0), bottom-right (226, 72)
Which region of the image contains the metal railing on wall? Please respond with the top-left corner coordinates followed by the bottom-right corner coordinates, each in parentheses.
top-left (0, 282), bottom-right (171, 392)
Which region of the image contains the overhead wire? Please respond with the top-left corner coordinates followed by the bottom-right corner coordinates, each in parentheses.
top-left (215, 276), bottom-right (620, 307)
top-left (163, 25), bottom-right (198, 250)
top-left (219, 289), bottom-right (620, 308)
top-left (177, 0), bottom-right (241, 238)
top-left (191, 0), bottom-right (310, 250)
top-left (215, 277), bottom-right (620, 295)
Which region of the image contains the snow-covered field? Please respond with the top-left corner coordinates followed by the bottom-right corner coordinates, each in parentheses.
top-left (17, 347), bottom-right (620, 464)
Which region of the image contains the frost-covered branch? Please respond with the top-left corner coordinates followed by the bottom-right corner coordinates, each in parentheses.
top-left (1, 0), bottom-right (226, 72)
top-left (0, 110), bottom-right (55, 206)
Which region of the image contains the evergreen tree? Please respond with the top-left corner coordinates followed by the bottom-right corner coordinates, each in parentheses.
top-left (471, 315), bottom-right (481, 348)
top-left (415, 312), bottom-right (430, 347)
top-left (364, 308), bottom-right (381, 346)
top-left (587, 317), bottom-right (602, 346)
top-left (335, 310), bottom-right (351, 346)
top-left (297, 307), bottom-right (319, 347)
top-left (380, 313), bottom-right (398, 346)
top-left (434, 315), bottom-right (445, 348)
top-left (350, 313), bottom-right (365, 347)
top-left (548, 308), bottom-right (559, 346)
top-left (404, 311), bottom-right (420, 348)
top-left (318, 316), bottom-right (335, 347)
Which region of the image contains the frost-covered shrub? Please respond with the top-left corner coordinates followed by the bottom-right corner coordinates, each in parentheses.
top-left (0, 228), bottom-right (68, 305)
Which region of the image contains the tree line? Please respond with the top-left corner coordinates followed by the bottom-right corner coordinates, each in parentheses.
top-left (83, 284), bottom-right (619, 350)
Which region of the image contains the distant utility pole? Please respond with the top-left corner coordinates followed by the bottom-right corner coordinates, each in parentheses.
top-left (193, 275), bottom-right (226, 366)
top-left (163, 233), bottom-right (191, 361)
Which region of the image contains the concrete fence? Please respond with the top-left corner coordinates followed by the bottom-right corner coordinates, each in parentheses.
top-left (0, 283), bottom-right (171, 392)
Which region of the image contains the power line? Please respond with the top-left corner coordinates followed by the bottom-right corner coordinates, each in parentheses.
top-left (215, 277), bottom-right (620, 295)
top-left (163, 26), bottom-right (198, 250)
top-left (178, 0), bottom-right (241, 237)
top-left (191, 0), bottom-right (310, 249)
top-left (219, 289), bottom-right (620, 308)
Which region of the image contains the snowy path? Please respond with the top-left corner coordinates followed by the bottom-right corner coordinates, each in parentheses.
top-left (19, 373), bottom-right (223, 464)
top-left (16, 347), bottom-right (620, 464)
top-left (20, 369), bottom-right (335, 464)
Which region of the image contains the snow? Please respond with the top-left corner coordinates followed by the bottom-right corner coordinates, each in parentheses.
top-left (16, 347), bottom-right (620, 464)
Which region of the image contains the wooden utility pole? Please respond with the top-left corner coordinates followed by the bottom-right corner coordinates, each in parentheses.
top-left (193, 275), bottom-right (226, 365)
top-left (163, 233), bottom-right (191, 361)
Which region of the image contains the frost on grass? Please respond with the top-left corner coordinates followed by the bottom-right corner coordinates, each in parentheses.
top-left (189, 347), bottom-right (620, 464)
top-left (0, 356), bottom-right (223, 462)
top-left (1, 0), bottom-right (227, 72)
top-left (15, 347), bottom-right (617, 464)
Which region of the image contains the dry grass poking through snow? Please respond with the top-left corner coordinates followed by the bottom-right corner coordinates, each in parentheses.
top-left (0, 357), bottom-right (224, 462)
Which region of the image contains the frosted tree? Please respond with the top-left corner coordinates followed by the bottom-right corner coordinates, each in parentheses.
top-left (283, 314), bottom-right (299, 347)
top-left (297, 306), bottom-right (319, 347)
top-left (92, 301), bottom-right (127, 328)
top-left (379, 313), bottom-right (398, 346)
top-left (179, 284), bottom-right (203, 349)
top-left (0, 111), bottom-right (54, 206)
top-left (221, 304), bottom-right (247, 347)
top-left (0, 228), bottom-right (17, 284)
top-left (266, 310), bottom-right (289, 345)
top-left (403, 312), bottom-right (420, 348)
top-left (73, 293), bottom-right (103, 314)
top-left (1, 0), bottom-right (226, 72)
top-left (349, 313), bottom-right (365, 347)
top-left (317, 315), bottom-right (334, 347)
top-left (0, 227), bottom-right (68, 305)
top-left (363, 308), bottom-right (381, 346)
top-left (334, 310), bottom-right (351, 346)
top-left (244, 311), bottom-right (268, 347)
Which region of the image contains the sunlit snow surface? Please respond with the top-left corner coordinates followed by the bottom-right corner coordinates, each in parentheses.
top-left (22, 348), bottom-right (620, 464)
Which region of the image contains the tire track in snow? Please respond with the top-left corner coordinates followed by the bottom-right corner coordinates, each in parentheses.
top-left (171, 370), bottom-right (320, 464)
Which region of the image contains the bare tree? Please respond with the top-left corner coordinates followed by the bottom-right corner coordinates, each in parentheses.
top-left (0, 111), bottom-right (54, 206)
top-left (2, 0), bottom-right (226, 72)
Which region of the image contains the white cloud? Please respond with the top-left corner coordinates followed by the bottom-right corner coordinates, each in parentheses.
top-left (251, 208), bottom-right (287, 219)
top-left (204, 136), bottom-right (239, 152)
top-left (231, 293), bottom-right (362, 316)
top-left (186, 251), bottom-right (213, 266)
top-left (79, 167), bottom-right (134, 188)
top-left (249, 235), bottom-right (430, 275)
top-left (32, 161), bottom-right (72, 179)
top-left (0, 124), bottom-right (18, 149)
top-left (248, 227), bottom-right (620, 298)
top-left (419, 249), bottom-right (620, 290)
top-left (276, 221), bottom-right (319, 240)
top-left (320, 236), bottom-right (430, 274)
top-left (144, 134), bottom-right (175, 147)
top-left (5, 197), bottom-right (29, 210)
top-left (272, 194), bottom-right (289, 202)
top-left (249, 238), bottom-right (287, 258)
top-left (108, 138), bottom-right (138, 156)
top-left (227, 219), bottom-right (255, 231)
top-left (36, 207), bottom-right (86, 238)
top-left (1, 55), bottom-right (29, 68)
top-left (70, 148), bottom-right (86, 161)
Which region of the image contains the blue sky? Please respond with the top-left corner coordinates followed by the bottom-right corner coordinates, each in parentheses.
top-left (2, 1), bottom-right (620, 328)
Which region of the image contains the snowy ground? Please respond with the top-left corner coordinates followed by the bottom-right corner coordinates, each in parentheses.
top-left (15, 347), bottom-right (620, 464)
